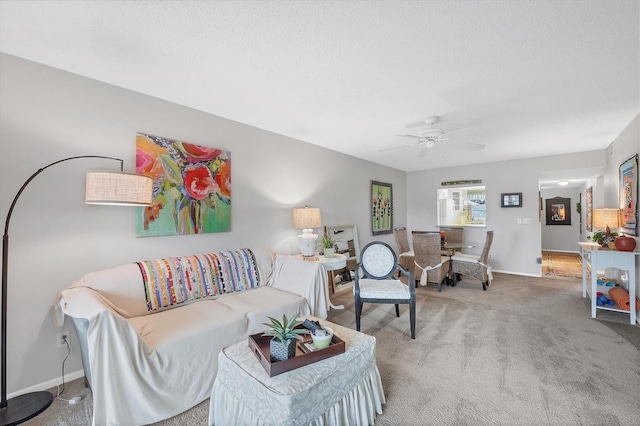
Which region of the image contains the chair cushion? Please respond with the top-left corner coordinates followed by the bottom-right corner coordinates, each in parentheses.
top-left (358, 279), bottom-right (410, 300)
top-left (451, 253), bottom-right (480, 263)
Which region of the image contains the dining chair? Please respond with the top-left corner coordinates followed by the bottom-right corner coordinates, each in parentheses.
top-left (451, 230), bottom-right (494, 290)
top-left (394, 227), bottom-right (414, 275)
top-left (440, 227), bottom-right (464, 253)
top-left (412, 231), bottom-right (450, 292)
top-left (354, 241), bottom-right (415, 339)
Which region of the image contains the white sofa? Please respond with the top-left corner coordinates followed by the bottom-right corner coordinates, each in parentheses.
top-left (54, 248), bottom-right (329, 426)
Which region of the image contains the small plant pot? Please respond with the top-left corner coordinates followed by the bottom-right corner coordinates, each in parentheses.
top-left (270, 338), bottom-right (296, 362)
top-left (324, 247), bottom-right (335, 258)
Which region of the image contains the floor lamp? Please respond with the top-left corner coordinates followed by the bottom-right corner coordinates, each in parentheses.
top-left (1, 155), bottom-right (152, 425)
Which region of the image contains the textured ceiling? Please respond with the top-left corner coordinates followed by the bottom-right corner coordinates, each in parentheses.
top-left (1, 1), bottom-right (638, 185)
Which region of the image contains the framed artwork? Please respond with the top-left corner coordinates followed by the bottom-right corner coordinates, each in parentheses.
top-left (371, 180), bottom-right (393, 235)
top-left (619, 154), bottom-right (638, 236)
top-left (545, 197), bottom-right (571, 225)
top-left (586, 186), bottom-right (593, 231)
top-left (501, 192), bottom-right (522, 208)
top-left (135, 133), bottom-right (231, 237)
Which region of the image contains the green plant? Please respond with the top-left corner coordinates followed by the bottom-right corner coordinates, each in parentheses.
top-left (318, 232), bottom-right (338, 249)
top-left (588, 229), bottom-right (618, 245)
top-left (262, 313), bottom-right (308, 344)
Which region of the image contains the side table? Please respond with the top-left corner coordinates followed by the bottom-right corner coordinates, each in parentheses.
top-left (208, 316), bottom-right (385, 425)
top-left (294, 253), bottom-right (347, 310)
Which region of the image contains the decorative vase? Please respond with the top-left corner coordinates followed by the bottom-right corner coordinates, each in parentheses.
top-left (614, 236), bottom-right (637, 252)
top-left (324, 247), bottom-right (335, 258)
top-left (269, 338), bottom-right (296, 362)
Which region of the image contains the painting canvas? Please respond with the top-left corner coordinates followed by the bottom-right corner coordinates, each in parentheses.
top-left (619, 154), bottom-right (638, 236)
top-left (545, 197), bottom-right (571, 225)
top-left (136, 133), bottom-right (231, 237)
top-left (586, 186), bottom-right (593, 231)
top-left (371, 180), bottom-right (393, 235)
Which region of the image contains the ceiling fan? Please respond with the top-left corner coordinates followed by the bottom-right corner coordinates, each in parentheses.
top-left (382, 115), bottom-right (485, 157)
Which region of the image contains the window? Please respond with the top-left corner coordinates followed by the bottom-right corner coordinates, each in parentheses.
top-left (437, 186), bottom-right (486, 227)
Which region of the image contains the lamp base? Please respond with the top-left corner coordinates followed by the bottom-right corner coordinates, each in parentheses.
top-left (298, 229), bottom-right (318, 257)
top-left (0, 391), bottom-right (53, 425)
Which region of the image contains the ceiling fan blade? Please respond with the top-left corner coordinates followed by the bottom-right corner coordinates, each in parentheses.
top-left (397, 134), bottom-right (421, 139)
top-left (448, 140), bottom-right (486, 151)
top-left (443, 126), bottom-right (471, 136)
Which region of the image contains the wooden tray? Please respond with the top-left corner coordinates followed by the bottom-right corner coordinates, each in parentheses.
top-left (248, 329), bottom-right (345, 377)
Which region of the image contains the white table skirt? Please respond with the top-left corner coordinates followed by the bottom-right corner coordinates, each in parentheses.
top-left (209, 317), bottom-right (385, 425)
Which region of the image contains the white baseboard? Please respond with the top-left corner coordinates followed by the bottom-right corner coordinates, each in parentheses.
top-left (7, 369), bottom-right (84, 399)
top-left (493, 269), bottom-right (541, 278)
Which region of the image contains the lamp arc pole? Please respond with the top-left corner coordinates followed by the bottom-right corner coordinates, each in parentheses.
top-left (1, 155), bottom-right (124, 425)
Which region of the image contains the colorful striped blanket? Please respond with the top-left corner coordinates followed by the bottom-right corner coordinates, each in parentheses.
top-left (136, 248), bottom-right (260, 311)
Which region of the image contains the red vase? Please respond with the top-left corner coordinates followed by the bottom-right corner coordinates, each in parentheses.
top-left (614, 236), bottom-right (637, 252)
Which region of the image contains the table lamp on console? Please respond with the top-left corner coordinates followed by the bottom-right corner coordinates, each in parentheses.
top-left (292, 206), bottom-right (322, 257)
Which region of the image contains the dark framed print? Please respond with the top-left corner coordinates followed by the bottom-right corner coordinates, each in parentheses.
top-left (619, 154), bottom-right (638, 236)
top-left (501, 192), bottom-right (522, 208)
top-left (545, 197), bottom-right (572, 225)
top-left (371, 180), bottom-right (393, 235)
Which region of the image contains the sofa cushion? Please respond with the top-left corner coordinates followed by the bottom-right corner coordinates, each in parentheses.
top-left (128, 286), bottom-right (310, 349)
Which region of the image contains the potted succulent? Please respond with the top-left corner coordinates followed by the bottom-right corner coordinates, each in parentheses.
top-left (319, 233), bottom-right (338, 258)
top-left (262, 313), bottom-right (309, 362)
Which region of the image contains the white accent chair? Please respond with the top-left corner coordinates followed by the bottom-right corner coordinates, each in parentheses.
top-left (354, 242), bottom-right (415, 339)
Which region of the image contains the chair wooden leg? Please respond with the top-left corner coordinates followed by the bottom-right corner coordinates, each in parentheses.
top-left (395, 304), bottom-right (400, 317)
top-left (355, 298), bottom-right (362, 331)
top-left (482, 281), bottom-right (487, 291)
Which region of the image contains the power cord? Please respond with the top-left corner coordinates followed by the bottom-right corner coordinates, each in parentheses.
top-left (56, 335), bottom-right (81, 404)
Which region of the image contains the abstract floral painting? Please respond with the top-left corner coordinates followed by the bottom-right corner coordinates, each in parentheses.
top-left (136, 133), bottom-right (231, 237)
top-left (371, 180), bottom-right (393, 235)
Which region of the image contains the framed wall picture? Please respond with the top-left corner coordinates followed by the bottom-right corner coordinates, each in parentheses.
top-left (586, 186), bottom-right (593, 231)
top-left (371, 180), bottom-right (393, 235)
top-left (501, 192), bottom-right (522, 208)
top-left (619, 154), bottom-right (638, 236)
top-left (135, 133), bottom-right (231, 237)
top-left (545, 197), bottom-right (572, 225)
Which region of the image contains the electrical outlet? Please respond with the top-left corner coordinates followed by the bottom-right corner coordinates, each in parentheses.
top-left (56, 331), bottom-right (69, 349)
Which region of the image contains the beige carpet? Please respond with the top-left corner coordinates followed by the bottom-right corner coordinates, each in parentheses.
top-left (541, 251), bottom-right (583, 279)
top-left (27, 273), bottom-right (640, 425)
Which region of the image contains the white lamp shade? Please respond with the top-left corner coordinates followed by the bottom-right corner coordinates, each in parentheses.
top-left (593, 208), bottom-right (621, 229)
top-left (292, 207), bottom-right (322, 230)
top-left (85, 171), bottom-right (153, 206)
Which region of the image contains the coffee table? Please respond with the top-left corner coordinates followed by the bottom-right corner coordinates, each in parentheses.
top-left (208, 316), bottom-right (385, 425)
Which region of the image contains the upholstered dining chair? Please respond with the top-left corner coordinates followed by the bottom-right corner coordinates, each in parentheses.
top-left (394, 227), bottom-right (414, 275)
top-left (412, 231), bottom-right (450, 292)
top-left (440, 227), bottom-right (464, 254)
top-left (451, 230), bottom-right (494, 290)
top-left (354, 241), bottom-right (415, 339)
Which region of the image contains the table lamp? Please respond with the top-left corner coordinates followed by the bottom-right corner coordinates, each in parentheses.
top-left (292, 206), bottom-right (321, 257)
top-left (593, 208), bottom-right (620, 247)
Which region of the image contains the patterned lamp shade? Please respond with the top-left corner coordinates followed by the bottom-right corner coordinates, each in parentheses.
top-left (85, 171), bottom-right (153, 206)
top-left (292, 206), bottom-right (322, 230)
top-left (593, 208), bottom-right (621, 229)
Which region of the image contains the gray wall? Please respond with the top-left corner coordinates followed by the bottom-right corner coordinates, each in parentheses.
top-left (0, 54), bottom-right (407, 394)
top-left (406, 151), bottom-right (606, 276)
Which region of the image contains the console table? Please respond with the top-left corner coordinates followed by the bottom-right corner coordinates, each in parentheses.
top-left (578, 242), bottom-right (639, 324)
